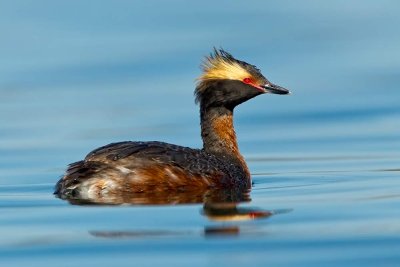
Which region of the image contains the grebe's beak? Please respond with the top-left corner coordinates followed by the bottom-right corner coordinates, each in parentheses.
top-left (261, 83), bottom-right (290, 95)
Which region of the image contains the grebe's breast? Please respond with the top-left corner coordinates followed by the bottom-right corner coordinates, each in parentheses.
top-left (55, 141), bottom-right (250, 202)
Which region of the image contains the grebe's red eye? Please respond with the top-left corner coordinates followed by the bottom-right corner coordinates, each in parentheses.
top-left (243, 77), bottom-right (252, 84)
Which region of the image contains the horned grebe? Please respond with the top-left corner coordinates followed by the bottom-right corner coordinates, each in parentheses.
top-left (54, 49), bottom-right (290, 202)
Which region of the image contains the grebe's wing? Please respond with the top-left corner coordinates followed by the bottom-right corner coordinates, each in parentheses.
top-left (84, 141), bottom-right (150, 162)
top-left (83, 141), bottom-right (224, 176)
top-left (55, 141), bottom-right (227, 197)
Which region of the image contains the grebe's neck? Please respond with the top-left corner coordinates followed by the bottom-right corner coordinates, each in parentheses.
top-left (200, 105), bottom-right (249, 176)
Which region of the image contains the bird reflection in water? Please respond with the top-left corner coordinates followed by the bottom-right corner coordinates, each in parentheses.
top-left (60, 187), bottom-right (279, 238)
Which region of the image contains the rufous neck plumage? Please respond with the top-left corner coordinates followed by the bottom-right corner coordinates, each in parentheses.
top-left (200, 105), bottom-right (250, 177)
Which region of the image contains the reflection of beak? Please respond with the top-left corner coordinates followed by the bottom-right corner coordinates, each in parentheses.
top-left (202, 203), bottom-right (273, 221)
top-left (261, 83), bottom-right (291, 95)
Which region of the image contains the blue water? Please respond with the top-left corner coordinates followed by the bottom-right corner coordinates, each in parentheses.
top-left (1, 1), bottom-right (400, 266)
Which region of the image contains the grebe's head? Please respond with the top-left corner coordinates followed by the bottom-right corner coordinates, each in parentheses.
top-left (195, 48), bottom-right (290, 110)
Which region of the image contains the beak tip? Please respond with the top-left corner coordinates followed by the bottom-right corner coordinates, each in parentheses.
top-left (261, 83), bottom-right (291, 95)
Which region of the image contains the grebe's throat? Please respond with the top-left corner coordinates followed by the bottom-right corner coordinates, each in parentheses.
top-left (200, 106), bottom-right (236, 153)
top-left (200, 106), bottom-right (249, 175)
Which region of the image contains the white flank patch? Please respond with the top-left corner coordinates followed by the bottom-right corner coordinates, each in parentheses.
top-left (165, 168), bottom-right (179, 181)
top-left (116, 166), bottom-right (132, 174)
top-left (79, 179), bottom-right (96, 199)
top-left (202, 177), bottom-right (211, 186)
top-left (129, 172), bottom-right (144, 183)
top-left (100, 180), bottom-right (118, 194)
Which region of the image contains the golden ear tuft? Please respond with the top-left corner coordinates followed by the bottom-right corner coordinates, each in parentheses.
top-left (198, 49), bottom-right (251, 82)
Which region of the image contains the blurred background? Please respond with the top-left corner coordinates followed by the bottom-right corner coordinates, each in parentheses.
top-left (0, 1), bottom-right (399, 266)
